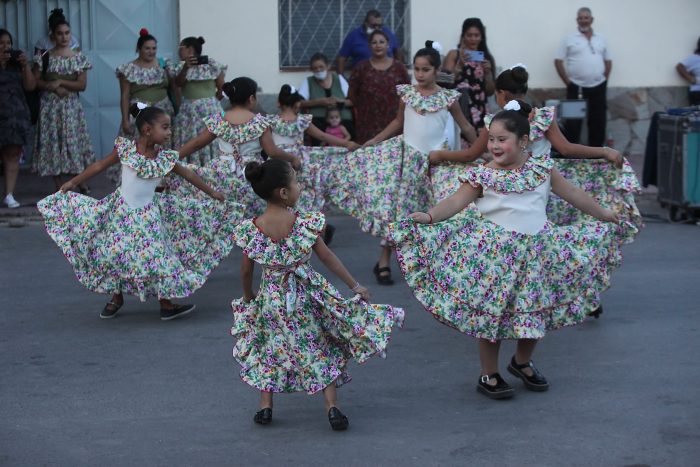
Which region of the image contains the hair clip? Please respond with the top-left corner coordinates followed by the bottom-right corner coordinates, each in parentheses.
top-left (504, 100), bottom-right (521, 111)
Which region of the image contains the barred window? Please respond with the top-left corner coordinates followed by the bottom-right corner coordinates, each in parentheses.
top-left (278, 0), bottom-right (410, 70)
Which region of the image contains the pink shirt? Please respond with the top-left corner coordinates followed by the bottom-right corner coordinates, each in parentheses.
top-left (325, 125), bottom-right (346, 141)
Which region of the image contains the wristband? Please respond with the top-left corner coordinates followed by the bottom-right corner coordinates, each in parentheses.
top-left (350, 282), bottom-right (363, 292)
top-left (427, 213), bottom-right (433, 224)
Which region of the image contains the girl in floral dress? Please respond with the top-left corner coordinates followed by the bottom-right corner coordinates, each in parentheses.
top-left (38, 104), bottom-right (243, 321)
top-left (268, 84), bottom-right (358, 217)
top-left (169, 36), bottom-right (226, 166)
top-left (32, 18), bottom-right (94, 191)
top-left (168, 77), bottom-right (298, 218)
top-left (232, 158), bottom-right (404, 430)
top-left (429, 65), bottom-right (642, 247)
top-left (110, 29), bottom-right (175, 184)
top-left (330, 42), bottom-right (476, 286)
top-left (390, 101), bottom-right (624, 400)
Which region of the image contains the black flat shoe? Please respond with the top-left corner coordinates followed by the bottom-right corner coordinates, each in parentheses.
top-left (588, 305), bottom-right (603, 319)
top-left (373, 263), bottom-right (394, 286)
top-left (476, 373), bottom-right (514, 399)
top-left (507, 356), bottom-right (549, 391)
top-left (253, 407), bottom-right (272, 425)
top-left (100, 300), bottom-right (122, 319)
top-left (323, 224), bottom-right (336, 246)
top-left (328, 407), bottom-right (349, 431)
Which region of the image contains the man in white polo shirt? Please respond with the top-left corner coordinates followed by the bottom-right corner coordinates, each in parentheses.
top-left (554, 7), bottom-right (612, 147)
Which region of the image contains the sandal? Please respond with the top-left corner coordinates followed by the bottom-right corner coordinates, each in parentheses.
top-left (507, 356), bottom-right (549, 391)
top-left (100, 300), bottom-right (122, 319)
top-left (588, 305), bottom-right (603, 319)
top-left (476, 373), bottom-right (514, 399)
top-left (373, 262), bottom-right (394, 286)
top-left (253, 407), bottom-right (272, 425)
top-left (328, 407), bottom-right (349, 431)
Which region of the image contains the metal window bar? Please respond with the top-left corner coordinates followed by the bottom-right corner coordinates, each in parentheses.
top-left (279, 0), bottom-right (409, 69)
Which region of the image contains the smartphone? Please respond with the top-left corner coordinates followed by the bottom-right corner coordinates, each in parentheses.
top-left (196, 55), bottom-right (209, 65)
top-left (9, 49), bottom-right (22, 60)
top-left (467, 50), bottom-right (484, 62)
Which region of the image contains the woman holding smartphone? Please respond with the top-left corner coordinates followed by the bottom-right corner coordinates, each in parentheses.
top-left (443, 17), bottom-right (496, 130)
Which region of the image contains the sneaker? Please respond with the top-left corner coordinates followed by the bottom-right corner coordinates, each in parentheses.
top-left (160, 304), bottom-right (195, 321)
top-left (3, 194), bottom-right (20, 209)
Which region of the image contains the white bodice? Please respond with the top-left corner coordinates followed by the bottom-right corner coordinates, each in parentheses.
top-left (403, 106), bottom-right (450, 153)
top-left (475, 177), bottom-right (551, 235)
top-left (121, 164), bottom-right (160, 208)
top-left (272, 133), bottom-right (298, 147)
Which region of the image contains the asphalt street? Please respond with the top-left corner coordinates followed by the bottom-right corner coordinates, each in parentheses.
top-left (1, 212), bottom-right (699, 466)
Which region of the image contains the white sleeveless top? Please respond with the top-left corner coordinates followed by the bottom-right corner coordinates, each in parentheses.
top-left (397, 84), bottom-right (460, 154)
top-left (475, 178), bottom-right (550, 234)
top-left (121, 165), bottom-right (161, 209)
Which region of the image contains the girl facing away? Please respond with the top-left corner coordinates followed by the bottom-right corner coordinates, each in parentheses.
top-left (38, 104), bottom-right (243, 320)
top-left (390, 101), bottom-right (626, 399)
top-left (230, 158), bottom-right (404, 430)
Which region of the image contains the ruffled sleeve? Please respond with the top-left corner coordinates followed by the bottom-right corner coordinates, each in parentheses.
top-left (459, 154), bottom-right (554, 193)
top-left (116, 62), bottom-right (167, 85)
top-left (233, 219), bottom-right (258, 251)
top-left (397, 84), bottom-right (460, 114)
top-left (293, 211), bottom-right (325, 252)
top-left (115, 137), bottom-right (178, 178)
top-left (530, 106), bottom-right (555, 142)
top-left (73, 53), bottom-right (92, 72)
top-left (204, 113), bottom-right (270, 144)
top-left (297, 114), bottom-right (313, 132)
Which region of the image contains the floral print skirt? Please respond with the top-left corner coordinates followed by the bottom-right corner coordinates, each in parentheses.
top-left (165, 157), bottom-right (265, 218)
top-left (329, 136), bottom-right (433, 238)
top-left (33, 93), bottom-right (94, 177)
top-left (548, 157), bottom-right (642, 243)
top-left (173, 97), bottom-right (223, 166)
top-left (231, 267), bottom-right (405, 394)
top-left (283, 144), bottom-right (348, 213)
top-left (37, 190), bottom-right (243, 301)
top-left (389, 211), bottom-right (623, 341)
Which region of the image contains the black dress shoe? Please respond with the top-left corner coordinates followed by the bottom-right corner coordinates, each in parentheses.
top-left (373, 262), bottom-right (394, 286)
top-left (253, 407), bottom-right (272, 425)
top-left (588, 305), bottom-right (603, 319)
top-left (328, 407), bottom-right (349, 431)
top-left (476, 373), bottom-right (514, 399)
top-left (507, 356), bottom-right (549, 391)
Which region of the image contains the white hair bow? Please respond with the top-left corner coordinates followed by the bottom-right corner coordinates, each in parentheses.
top-left (136, 101), bottom-right (148, 110)
top-left (430, 41), bottom-right (443, 55)
top-left (504, 100), bottom-right (521, 111)
top-left (509, 62), bottom-right (528, 71)
top-left (221, 90), bottom-right (228, 100)
top-left (289, 84), bottom-right (297, 94)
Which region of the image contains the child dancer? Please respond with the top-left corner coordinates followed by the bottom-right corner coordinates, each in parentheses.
top-left (231, 158), bottom-right (404, 430)
top-left (268, 84), bottom-right (358, 213)
top-left (330, 41), bottom-right (476, 285)
top-left (390, 101), bottom-right (623, 399)
top-left (429, 65), bottom-right (641, 243)
top-left (167, 77), bottom-right (298, 217)
top-left (323, 107), bottom-right (351, 144)
top-left (38, 104), bottom-right (243, 320)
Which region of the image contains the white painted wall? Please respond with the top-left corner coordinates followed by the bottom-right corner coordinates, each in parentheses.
top-left (179, 0), bottom-right (700, 92)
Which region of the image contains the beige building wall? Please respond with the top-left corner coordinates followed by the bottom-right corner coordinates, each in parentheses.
top-left (180, 0), bottom-right (699, 91)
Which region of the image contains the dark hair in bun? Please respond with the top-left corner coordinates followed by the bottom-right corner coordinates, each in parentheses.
top-left (180, 36), bottom-right (205, 56)
top-left (136, 27), bottom-right (157, 51)
top-left (490, 99), bottom-right (532, 139)
top-left (129, 103), bottom-right (167, 131)
top-left (48, 8), bottom-right (70, 33)
top-left (278, 84), bottom-right (303, 108)
top-left (222, 77), bottom-right (258, 106)
top-left (245, 159), bottom-right (295, 200)
top-left (414, 40), bottom-right (441, 69)
top-left (496, 66), bottom-right (529, 96)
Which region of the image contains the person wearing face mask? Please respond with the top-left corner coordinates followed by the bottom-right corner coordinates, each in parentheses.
top-left (554, 7), bottom-right (612, 147)
top-left (336, 9), bottom-right (402, 75)
top-left (298, 53), bottom-right (354, 144)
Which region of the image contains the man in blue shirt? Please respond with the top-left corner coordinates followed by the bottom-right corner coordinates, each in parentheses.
top-left (337, 9), bottom-right (402, 75)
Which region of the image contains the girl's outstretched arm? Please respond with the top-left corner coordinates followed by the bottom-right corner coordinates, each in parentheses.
top-left (177, 128), bottom-right (217, 160)
top-left (312, 237), bottom-right (369, 301)
top-left (241, 254), bottom-right (256, 302)
top-left (364, 100), bottom-right (405, 146)
top-left (429, 129), bottom-right (488, 164)
top-left (449, 101), bottom-right (477, 143)
top-left (171, 163), bottom-right (224, 200)
top-left (259, 129), bottom-right (302, 170)
top-left (545, 117), bottom-right (623, 168)
top-left (306, 123), bottom-right (359, 150)
top-left (411, 181), bottom-right (481, 224)
top-left (60, 149), bottom-right (119, 192)
top-left (550, 168), bottom-right (618, 222)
